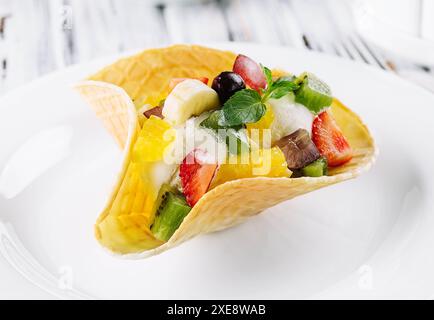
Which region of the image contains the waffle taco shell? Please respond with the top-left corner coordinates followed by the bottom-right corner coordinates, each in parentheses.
top-left (75, 45), bottom-right (377, 258)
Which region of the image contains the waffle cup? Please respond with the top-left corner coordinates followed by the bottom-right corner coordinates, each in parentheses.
top-left (75, 81), bottom-right (138, 149)
top-left (75, 45), bottom-right (378, 258)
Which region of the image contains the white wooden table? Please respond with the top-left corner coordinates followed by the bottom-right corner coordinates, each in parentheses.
top-left (0, 0), bottom-right (433, 95)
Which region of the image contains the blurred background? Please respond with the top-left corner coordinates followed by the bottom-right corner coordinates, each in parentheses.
top-left (0, 0), bottom-right (434, 94)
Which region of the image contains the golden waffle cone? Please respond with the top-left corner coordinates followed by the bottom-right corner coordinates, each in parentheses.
top-left (88, 44), bottom-right (237, 109)
top-left (75, 81), bottom-right (137, 149)
top-left (77, 44), bottom-right (236, 147)
top-left (76, 45), bottom-right (377, 258)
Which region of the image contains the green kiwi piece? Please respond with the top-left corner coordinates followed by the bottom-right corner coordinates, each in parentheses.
top-left (151, 190), bottom-right (192, 242)
top-left (295, 72), bottom-right (332, 114)
top-left (301, 157), bottom-right (328, 177)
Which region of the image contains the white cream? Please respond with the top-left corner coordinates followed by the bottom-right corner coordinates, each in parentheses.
top-left (164, 114), bottom-right (227, 166)
top-left (148, 113), bottom-right (227, 194)
top-left (151, 162), bottom-right (176, 191)
top-left (267, 93), bottom-right (314, 143)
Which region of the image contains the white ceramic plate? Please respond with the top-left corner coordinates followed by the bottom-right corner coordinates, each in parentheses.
top-left (1, 43), bottom-right (433, 300)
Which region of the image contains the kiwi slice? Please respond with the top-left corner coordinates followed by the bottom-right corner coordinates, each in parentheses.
top-left (301, 157), bottom-right (328, 177)
top-left (150, 184), bottom-right (174, 219)
top-left (151, 190), bottom-right (192, 242)
top-left (295, 72), bottom-right (333, 114)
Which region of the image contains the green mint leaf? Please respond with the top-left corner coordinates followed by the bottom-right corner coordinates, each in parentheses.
top-left (220, 89), bottom-right (266, 127)
top-left (261, 65), bottom-right (273, 88)
top-left (200, 110), bottom-right (242, 130)
top-left (269, 87), bottom-right (294, 99)
top-left (269, 80), bottom-right (300, 99)
top-left (200, 110), bottom-right (225, 130)
top-left (274, 75), bottom-right (297, 85)
top-left (260, 66), bottom-right (299, 101)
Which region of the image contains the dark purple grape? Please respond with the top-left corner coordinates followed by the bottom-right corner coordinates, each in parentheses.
top-left (212, 71), bottom-right (246, 103)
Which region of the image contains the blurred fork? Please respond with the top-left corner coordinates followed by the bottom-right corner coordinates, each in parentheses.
top-left (331, 33), bottom-right (394, 71)
top-left (302, 29), bottom-right (394, 71)
top-left (295, 0), bottom-right (395, 70)
top-left (305, 29), bottom-right (434, 93)
top-left (293, 0), bottom-right (434, 93)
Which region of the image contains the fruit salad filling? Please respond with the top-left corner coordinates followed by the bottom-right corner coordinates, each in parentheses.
top-left (135, 53), bottom-right (353, 241)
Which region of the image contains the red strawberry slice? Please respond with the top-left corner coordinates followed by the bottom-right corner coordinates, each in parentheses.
top-left (168, 77), bottom-right (209, 91)
top-left (179, 149), bottom-right (218, 207)
top-left (312, 111), bottom-right (353, 167)
top-left (233, 54), bottom-right (267, 91)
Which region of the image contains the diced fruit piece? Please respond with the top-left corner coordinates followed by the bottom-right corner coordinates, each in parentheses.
top-left (168, 77), bottom-right (209, 91)
top-left (132, 116), bottom-right (175, 163)
top-left (247, 104), bottom-right (275, 130)
top-left (137, 104), bottom-right (152, 126)
top-left (276, 75), bottom-right (297, 83)
top-left (212, 71), bottom-right (246, 103)
top-left (267, 93), bottom-right (314, 143)
top-left (301, 157), bottom-right (328, 177)
top-left (211, 147), bottom-right (291, 188)
top-left (150, 184), bottom-right (175, 218)
top-left (233, 54), bottom-right (267, 91)
top-left (179, 149), bottom-right (218, 207)
top-left (246, 104), bottom-right (275, 146)
top-left (143, 106), bottom-right (164, 119)
top-left (312, 111), bottom-right (353, 167)
top-left (295, 72), bottom-right (333, 114)
top-left (163, 79), bottom-right (220, 126)
top-left (274, 128), bottom-right (320, 170)
top-left (151, 191), bottom-right (192, 241)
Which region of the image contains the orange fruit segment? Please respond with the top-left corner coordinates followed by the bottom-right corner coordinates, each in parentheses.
top-left (211, 147), bottom-right (291, 188)
top-left (246, 104), bottom-right (275, 147)
top-left (132, 116), bottom-right (175, 163)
